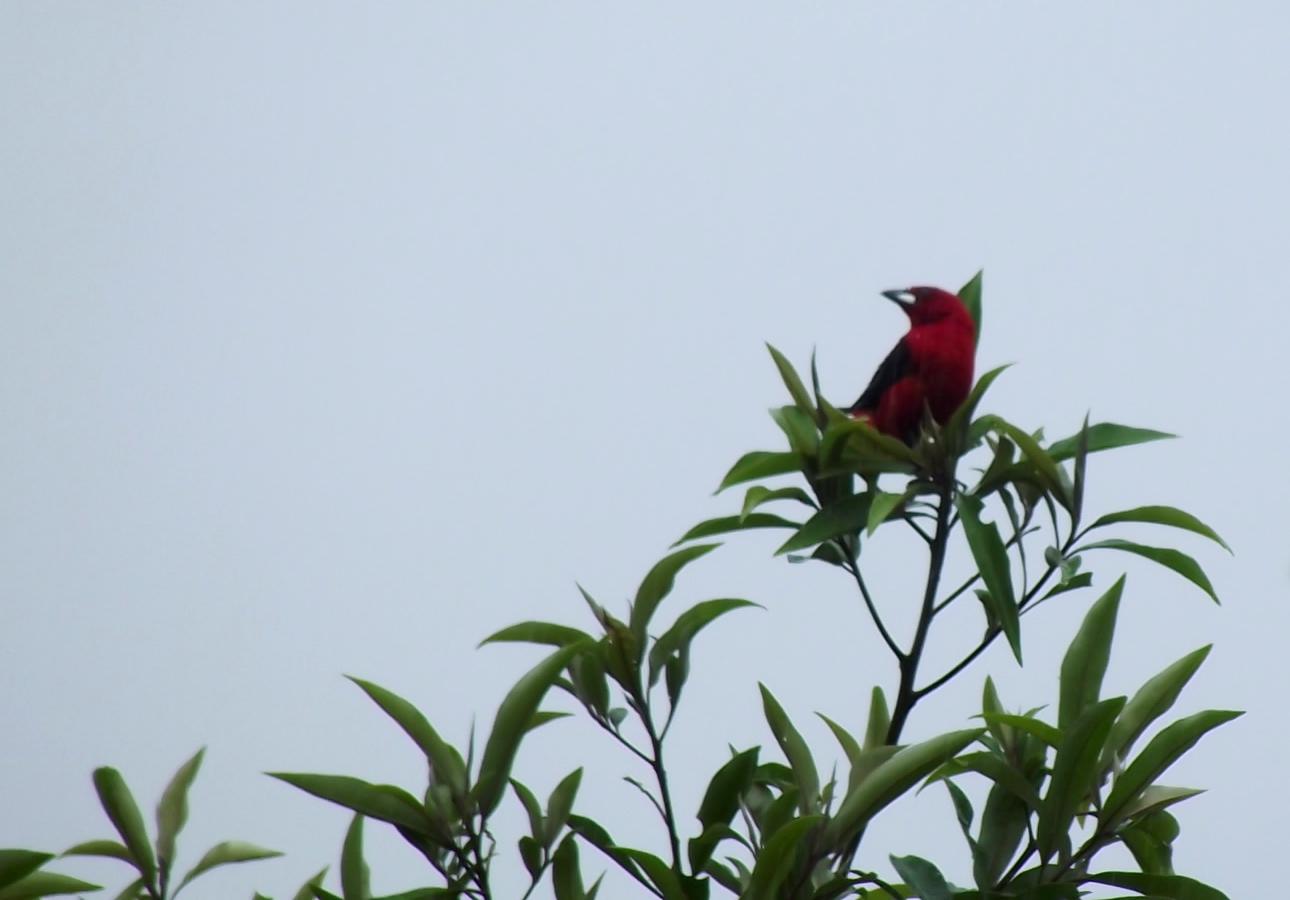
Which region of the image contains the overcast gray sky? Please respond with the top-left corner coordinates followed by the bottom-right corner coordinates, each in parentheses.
top-left (3, 4), bottom-right (1288, 898)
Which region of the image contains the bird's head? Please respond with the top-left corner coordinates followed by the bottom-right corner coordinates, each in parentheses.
top-left (882, 286), bottom-right (971, 327)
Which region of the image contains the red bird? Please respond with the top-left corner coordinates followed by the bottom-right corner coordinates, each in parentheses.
top-left (847, 287), bottom-right (976, 444)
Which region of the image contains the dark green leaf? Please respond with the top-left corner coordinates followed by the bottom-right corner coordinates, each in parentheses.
top-left (1071, 415), bottom-right (1090, 529)
top-left (988, 419), bottom-right (1070, 508)
top-left (544, 769), bottom-right (583, 846)
top-left (479, 622), bottom-right (593, 649)
top-left (889, 855), bottom-right (951, 900)
top-left (958, 270), bottom-right (983, 348)
top-left (770, 405), bottom-right (820, 455)
top-left (510, 779), bottom-right (544, 842)
top-left (630, 545), bottom-right (719, 643)
top-left (1048, 424), bottom-right (1174, 462)
top-left (1102, 709), bottom-right (1243, 827)
top-left (156, 747), bottom-right (205, 881)
top-left (1058, 576), bottom-right (1124, 729)
top-left (1038, 697), bottom-right (1125, 861)
top-left (672, 514), bottom-right (800, 547)
top-left (956, 495), bottom-right (1021, 663)
top-left (648, 598), bottom-right (759, 686)
top-left (717, 451), bottom-right (802, 493)
top-left (564, 816), bottom-right (650, 891)
top-left (1087, 506), bottom-right (1231, 553)
top-left (743, 816), bottom-right (822, 900)
top-left (92, 767), bottom-right (157, 891)
top-left (267, 774), bottom-right (432, 834)
top-left (551, 835), bottom-right (586, 900)
top-left (0, 871), bottom-right (102, 900)
top-left (1106, 646), bottom-right (1212, 765)
top-left (697, 748), bottom-right (760, 831)
top-left (974, 782), bottom-right (1030, 891)
top-left (823, 729), bottom-right (982, 848)
top-left (775, 493), bottom-right (871, 555)
top-left (759, 685), bottom-right (819, 814)
top-left (766, 344), bottom-right (816, 418)
top-left (1076, 539), bottom-right (1219, 604)
top-left (61, 840), bottom-right (132, 863)
top-left (741, 486), bottom-right (817, 521)
top-left (518, 835), bottom-right (542, 880)
top-left (0, 853), bottom-right (51, 892)
top-left (618, 849), bottom-right (687, 900)
top-left (1039, 571), bottom-right (1093, 603)
top-left (945, 365), bottom-right (1011, 455)
top-left (864, 491), bottom-right (907, 536)
top-left (340, 815), bottom-right (367, 900)
top-left (347, 679), bottom-right (467, 796)
top-left (1088, 871), bottom-right (1229, 900)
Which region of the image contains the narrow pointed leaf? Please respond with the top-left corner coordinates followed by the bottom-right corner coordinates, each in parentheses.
top-left (958, 270), bottom-right (983, 347)
top-left (1087, 506), bottom-right (1231, 553)
top-left (156, 747), bottom-right (206, 881)
top-left (510, 779), bottom-right (544, 842)
top-left (1106, 645), bottom-right (1212, 764)
top-left (92, 767), bottom-right (157, 890)
top-left (1102, 709), bottom-right (1243, 826)
top-left (1048, 424), bottom-right (1174, 462)
top-left (824, 729), bottom-right (982, 848)
top-left (766, 344), bottom-right (816, 417)
top-left (1038, 697), bottom-right (1125, 860)
top-left (474, 642), bottom-right (588, 817)
top-left (865, 491), bottom-right (907, 536)
top-left (980, 713), bottom-right (1061, 749)
top-left (741, 486), bottom-right (816, 522)
top-left (1076, 539), bottom-right (1219, 603)
top-left (61, 840), bottom-right (132, 863)
top-left (544, 769), bottom-right (583, 845)
top-left (697, 747), bottom-right (760, 830)
top-left (864, 687), bottom-right (890, 751)
top-left (1058, 576), bottom-right (1124, 729)
top-left (347, 679), bottom-right (467, 795)
top-left (648, 598), bottom-right (759, 686)
top-left (339, 815), bottom-right (366, 900)
top-left (0, 853), bottom-right (51, 892)
top-left (743, 816), bottom-right (822, 900)
top-left (292, 868), bottom-right (329, 900)
top-left (1088, 871), bottom-right (1229, 900)
top-left (889, 855), bottom-right (951, 900)
top-left (551, 834), bottom-right (585, 900)
top-left (775, 493), bottom-right (871, 555)
top-left (630, 544), bottom-right (719, 642)
top-left (479, 622), bottom-right (593, 649)
top-left (817, 715), bottom-right (861, 766)
top-left (175, 842), bottom-right (283, 894)
top-left (717, 451), bottom-right (802, 493)
top-left (673, 514), bottom-right (799, 547)
top-left (956, 495), bottom-right (1021, 662)
top-left (268, 774), bottom-right (432, 833)
top-left (759, 685), bottom-right (819, 814)
top-left (0, 871), bottom-right (102, 899)
top-left (945, 365), bottom-right (1011, 452)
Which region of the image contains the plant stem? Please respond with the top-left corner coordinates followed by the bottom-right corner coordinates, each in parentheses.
top-left (843, 540), bottom-right (905, 661)
top-left (639, 693), bottom-right (684, 874)
top-left (886, 480), bottom-right (954, 744)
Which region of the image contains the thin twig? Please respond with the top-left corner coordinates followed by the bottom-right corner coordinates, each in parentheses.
top-left (842, 541), bottom-right (906, 661)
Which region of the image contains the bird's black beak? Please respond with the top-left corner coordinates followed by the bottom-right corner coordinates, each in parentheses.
top-left (881, 289), bottom-right (914, 308)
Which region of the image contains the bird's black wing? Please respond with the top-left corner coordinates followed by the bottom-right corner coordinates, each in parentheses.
top-left (849, 338), bottom-right (913, 411)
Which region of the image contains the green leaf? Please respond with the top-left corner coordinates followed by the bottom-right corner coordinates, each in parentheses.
top-left (1088, 871), bottom-right (1230, 900)
top-left (510, 779), bottom-right (544, 842)
top-left (864, 687), bottom-right (890, 751)
top-left (630, 544), bottom-right (719, 643)
top-left (1106, 645), bottom-right (1212, 765)
top-left (697, 748), bottom-right (760, 831)
top-left (741, 486), bottom-right (817, 521)
top-left (1121, 810), bottom-right (1178, 876)
top-left (1102, 709), bottom-right (1243, 827)
top-left (945, 365), bottom-right (1011, 457)
top-left (1120, 784), bottom-right (1205, 821)
top-left (175, 842), bottom-right (283, 895)
top-left (648, 598), bottom-right (759, 686)
top-left (958, 270), bottom-right (983, 347)
top-left (955, 495), bottom-right (1021, 663)
top-left (938, 752), bottom-right (1042, 811)
top-left (817, 715), bottom-right (861, 767)
top-left (527, 710), bottom-right (572, 734)
top-left (92, 767), bottom-right (157, 891)
top-left (759, 685), bottom-right (819, 814)
top-left (865, 491), bottom-right (907, 536)
top-left (980, 713), bottom-right (1061, 749)
top-left (339, 815), bottom-right (367, 900)
top-left (474, 642), bottom-right (589, 818)
top-left (974, 782), bottom-right (1031, 891)
top-left (823, 729), bottom-right (982, 848)
top-left (1039, 571), bottom-right (1093, 603)
top-left (743, 816), bottom-right (822, 900)
top-left (551, 834), bottom-right (585, 900)
top-left (766, 344), bottom-right (816, 418)
top-left (1048, 424), bottom-right (1174, 462)
top-left (61, 840), bottom-right (132, 863)
top-left (1087, 506), bottom-right (1231, 553)
top-left (518, 834), bottom-right (542, 879)
top-left (291, 869), bottom-right (329, 900)
top-left (543, 769), bottom-right (583, 846)
top-left (565, 816), bottom-right (650, 892)
top-left (479, 622), bottom-right (593, 649)
top-left (1058, 576), bottom-right (1124, 729)
top-left (717, 451), bottom-right (802, 493)
top-left (775, 492), bottom-right (871, 555)
top-left (618, 848), bottom-right (687, 900)
top-left (347, 679), bottom-right (467, 796)
top-left (1076, 539), bottom-right (1219, 604)
top-left (0, 871), bottom-right (102, 900)
top-left (0, 853), bottom-right (51, 892)
top-left (673, 514), bottom-right (799, 547)
top-left (156, 747), bottom-right (205, 883)
top-left (988, 419), bottom-right (1070, 508)
top-left (889, 855), bottom-right (951, 900)
top-left (1037, 697), bottom-right (1125, 861)
top-left (267, 774), bottom-right (432, 834)
top-left (770, 405), bottom-right (820, 455)
top-left (1071, 414), bottom-right (1090, 530)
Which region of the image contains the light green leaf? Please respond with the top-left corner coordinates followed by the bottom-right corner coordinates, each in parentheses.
top-left (0, 871), bottom-right (102, 900)
top-left (1106, 645), bottom-right (1212, 764)
top-left (956, 495), bottom-right (1021, 663)
top-left (717, 451), bottom-right (802, 493)
top-left (175, 842), bottom-right (283, 895)
top-left (672, 514), bottom-right (800, 547)
top-left (92, 767), bottom-right (157, 891)
top-left (980, 713), bottom-right (1061, 749)
top-left (267, 774), bottom-right (432, 834)
top-left (766, 344), bottom-right (816, 418)
top-left (630, 544), bottom-right (719, 643)
top-left (759, 685), bottom-right (819, 814)
top-left (741, 486), bottom-right (817, 521)
top-left (865, 491), bottom-right (907, 536)
top-left (864, 687), bottom-right (890, 751)
top-left (156, 747), bottom-right (206, 882)
top-left (648, 598), bottom-right (759, 686)
top-left (1038, 697), bottom-right (1124, 861)
top-left (1058, 576), bottom-right (1124, 729)
top-left (1048, 424), bottom-right (1174, 462)
top-left (479, 622), bottom-right (593, 649)
top-left (61, 840), bottom-right (132, 863)
top-left (958, 270), bottom-right (983, 348)
top-left (347, 679), bottom-right (467, 796)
